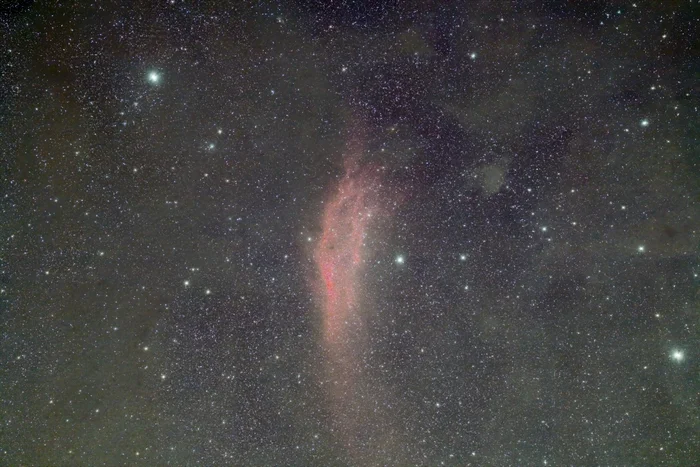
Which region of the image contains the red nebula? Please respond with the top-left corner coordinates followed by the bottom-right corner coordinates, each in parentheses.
top-left (311, 127), bottom-right (384, 457)
top-left (311, 125), bottom-right (407, 462)
top-left (314, 147), bottom-right (380, 345)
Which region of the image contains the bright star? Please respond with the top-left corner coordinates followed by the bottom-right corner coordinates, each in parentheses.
top-left (148, 71), bottom-right (160, 84)
top-left (640, 119), bottom-right (649, 127)
top-left (395, 255), bottom-right (405, 265)
top-left (638, 245), bottom-right (645, 253)
top-left (671, 350), bottom-right (684, 362)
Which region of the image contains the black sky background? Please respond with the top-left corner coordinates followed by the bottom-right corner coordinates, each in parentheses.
top-left (1, 1), bottom-right (698, 465)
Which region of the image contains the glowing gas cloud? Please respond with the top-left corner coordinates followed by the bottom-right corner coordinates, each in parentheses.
top-left (311, 125), bottom-right (391, 456)
top-left (314, 134), bottom-right (380, 346)
top-left (311, 124), bottom-right (409, 462)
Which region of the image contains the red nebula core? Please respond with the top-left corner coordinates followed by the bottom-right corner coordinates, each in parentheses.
top-left (314, 154), bottom-right (380, 345)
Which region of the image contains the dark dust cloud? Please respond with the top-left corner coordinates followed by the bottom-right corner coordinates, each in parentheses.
top-left (1, 1), bottom-right (698, 465)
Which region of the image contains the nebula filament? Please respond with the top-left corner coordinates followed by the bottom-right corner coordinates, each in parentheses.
top-left (311, 126), bottom-right (393, 456)
top-left (314, 135), bottom-right (380, 347)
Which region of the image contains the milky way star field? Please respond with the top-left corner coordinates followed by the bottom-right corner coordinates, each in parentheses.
top-left (1, 1), bottom-right (698, 466)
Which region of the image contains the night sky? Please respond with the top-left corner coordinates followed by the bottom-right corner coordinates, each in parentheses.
top-left (2, 1), bottom-right (699, 465)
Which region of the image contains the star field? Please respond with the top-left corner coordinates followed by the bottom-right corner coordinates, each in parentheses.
top-left (1, 1), bottom-right (698, 465)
